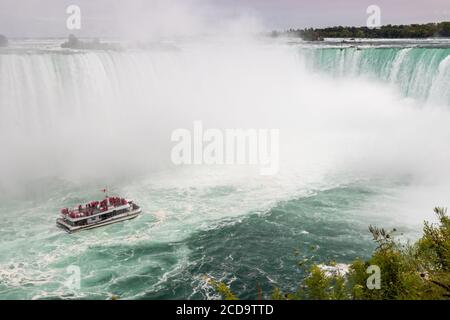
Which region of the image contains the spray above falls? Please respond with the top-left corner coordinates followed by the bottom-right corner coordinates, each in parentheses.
top-left (0, 39), bottom-right (450, 193)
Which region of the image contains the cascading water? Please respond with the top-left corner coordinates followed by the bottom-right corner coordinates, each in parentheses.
top-left (299, 47), bottom-right (450, 105)
top-left (0, 38), bottom-right (449, 299)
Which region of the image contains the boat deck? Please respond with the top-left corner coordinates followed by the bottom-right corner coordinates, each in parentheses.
top-left (57, 203), bottom-right (141, 233)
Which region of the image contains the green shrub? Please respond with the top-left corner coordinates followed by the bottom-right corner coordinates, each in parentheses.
top-left (213, 207), bottom-right (450, 300)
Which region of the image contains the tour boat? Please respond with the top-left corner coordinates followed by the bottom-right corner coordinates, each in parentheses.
top-left (57, 194), bottom-right (141, 233)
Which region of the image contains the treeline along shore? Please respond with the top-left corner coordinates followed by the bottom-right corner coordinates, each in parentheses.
top-left (271, 21), bottom-right (450, 41)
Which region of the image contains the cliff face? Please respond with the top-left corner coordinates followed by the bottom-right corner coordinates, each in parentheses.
top-left (0, 34), bottom-right (8, 47)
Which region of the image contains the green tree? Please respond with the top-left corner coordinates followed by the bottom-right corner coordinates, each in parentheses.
top-left (214, 207), bottom-right (450, 300)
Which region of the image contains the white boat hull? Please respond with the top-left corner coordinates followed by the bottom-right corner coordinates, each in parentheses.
top-left (57, 207), bottom-right (141, 233)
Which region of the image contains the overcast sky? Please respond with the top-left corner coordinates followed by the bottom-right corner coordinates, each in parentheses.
top-left (1, 0), bottom-right (449, 38)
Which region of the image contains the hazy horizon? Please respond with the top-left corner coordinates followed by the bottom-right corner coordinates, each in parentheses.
top-left (1, 0), bottom-right (449, 39)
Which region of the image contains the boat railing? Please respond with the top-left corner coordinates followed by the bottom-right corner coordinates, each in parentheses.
top-left (61, 203), bottom-right (131, 222)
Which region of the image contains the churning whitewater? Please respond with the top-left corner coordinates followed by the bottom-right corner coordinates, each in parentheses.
top-left (0, 38), bottom-right (449, 299)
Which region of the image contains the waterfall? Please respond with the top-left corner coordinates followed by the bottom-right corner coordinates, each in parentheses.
top-left (1, 41), bottom-right (450, 192)
top-left (299, 47), bottom-right (450, 106)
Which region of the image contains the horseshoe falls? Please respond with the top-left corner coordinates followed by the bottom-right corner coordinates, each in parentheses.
top-left (0, 38), bottom-right (450, 300)
top-left (300, 46), bottom-right (450, 106)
